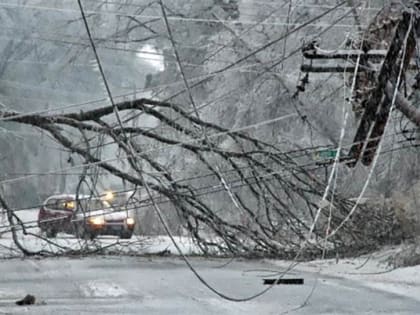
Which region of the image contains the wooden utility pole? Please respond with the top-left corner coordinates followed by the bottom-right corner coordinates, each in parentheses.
top-left (301, 10), bottom-right (420, 167)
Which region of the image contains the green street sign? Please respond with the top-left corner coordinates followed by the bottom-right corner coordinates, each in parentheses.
top-left (314, 149), bottom-right (337, 160)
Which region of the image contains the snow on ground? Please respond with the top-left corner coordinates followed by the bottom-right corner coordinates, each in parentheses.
top-left (1, 255), bottom-right (420, 314)
top-left (80, 280), bottom-right (128, 297)
top-left (0, 232), bottom-right (200, 257)
top-left (0, 209), bottom-right (200, 257)
top-left (270, 247), bottom-right (420, 304)
top-left (2, 210), bottom-right (420, 313)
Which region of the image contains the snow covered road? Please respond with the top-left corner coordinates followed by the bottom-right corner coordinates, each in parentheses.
top-left (0, 256), bottom-right (419, 314)
top-left (1, 210), bottom-right (420, 314)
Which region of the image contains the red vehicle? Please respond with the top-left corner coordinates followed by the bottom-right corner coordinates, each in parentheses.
top-left (38, 194), bottom-right (135, 239)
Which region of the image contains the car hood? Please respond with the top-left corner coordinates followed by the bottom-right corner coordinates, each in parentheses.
top-left (75, 209), bottom-right (129, 220)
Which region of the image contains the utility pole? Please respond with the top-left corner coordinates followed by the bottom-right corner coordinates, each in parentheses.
top-left (300, 10), bottom-right (420, 167)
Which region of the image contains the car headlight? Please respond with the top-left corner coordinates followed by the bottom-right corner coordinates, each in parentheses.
top-left (89, 216), bottom-right (105, 226)
top-left (102, 190), bottom-right (115, 201)
top-left (126, 217), bottom-right (135, 226)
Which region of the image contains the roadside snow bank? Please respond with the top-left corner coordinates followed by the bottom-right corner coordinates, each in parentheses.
top-left (0, 232), bottom-right (201, 257)
top-left (271, 247), bottom-right (420, 302)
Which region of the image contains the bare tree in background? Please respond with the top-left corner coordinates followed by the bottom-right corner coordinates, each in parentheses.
top-left (0, 0), bottom-right (413, 258)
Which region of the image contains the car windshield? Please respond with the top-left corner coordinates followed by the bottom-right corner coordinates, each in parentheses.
top-left (52, 199), bottom-right (76, 211)
top-left (110, 195), bottom-right (132, 207)
top-left (77, 199), bottom-right (112, 212)
top-left (108, 195), bottom-right (142, 213)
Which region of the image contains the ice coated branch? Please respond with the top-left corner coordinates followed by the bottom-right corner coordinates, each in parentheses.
top-left (0, 95), bottom-right (399, 257)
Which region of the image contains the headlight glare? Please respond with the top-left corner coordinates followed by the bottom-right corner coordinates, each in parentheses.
top-left (102, 190), bottom-right (115, 201)
top-left (126, 217), bottom-right (135, 226)
top-left (89, 216), bottom-right (105, 226)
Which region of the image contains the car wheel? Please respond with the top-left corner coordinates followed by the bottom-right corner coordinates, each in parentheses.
top-left (74, 225), bottom-right (97, 240)
top-left (46, 229), bottom-right (57, 238)
top-left (80, 231), bottom-right (97, 240)
top-left (120, 231), bottom-right (133, 239)
top-left (75, 227), bottom-right (96, 240)
top-left (86, 232), bottom-right (97, 240)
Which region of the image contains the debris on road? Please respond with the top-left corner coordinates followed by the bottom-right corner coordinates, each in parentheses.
top-left (15, 294), bottom-right (35, 306)
top-left (263, 278), bottom-right (304, 285)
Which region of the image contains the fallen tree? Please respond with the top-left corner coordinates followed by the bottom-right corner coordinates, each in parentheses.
top-left (0, 97), bottom-right (406, 258)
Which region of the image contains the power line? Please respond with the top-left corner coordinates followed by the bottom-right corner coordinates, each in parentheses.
top-left (0, 60), bottom-right (262, 120)
top-left (1, 137), bottom-right (415, 232)
top-left (77, 0), bottom-right (125, 133)
top-left (0, 1), bottom-right (356, 124)
top-left (2, 140), bottom-right (414, 260)
top-left (0, 160), bottom-right (321, 227)
top-left (0, 0), bottom-right (382, 16)
top-left (328, 10), bottom-right (416, 238)
top-left (1, 83), bottom-right (414, 188)
top-left (0, 110), bottom-right (300, 186)
top-left (0, 53), bottom-right (283, 122)
top-left (0, 1), bottom-right (361, 28)
top-left (0, 34), bottom-right (254, 68)
top-left (40, 0), bottom-right (383, 12)
top-left (0, 119), bottom-right (415, 196)
top-left (0, 72), bottom-right (414, 185)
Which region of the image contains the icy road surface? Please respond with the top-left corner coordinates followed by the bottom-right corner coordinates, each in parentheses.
top-left (0, 256), bottom-right (420, 314)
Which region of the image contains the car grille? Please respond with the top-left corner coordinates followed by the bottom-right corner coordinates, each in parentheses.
top-left (106, 219), bottom-right (124, 224)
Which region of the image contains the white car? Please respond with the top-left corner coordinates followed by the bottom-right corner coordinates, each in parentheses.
top-left (38, 194), bottom-right (135, 239)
